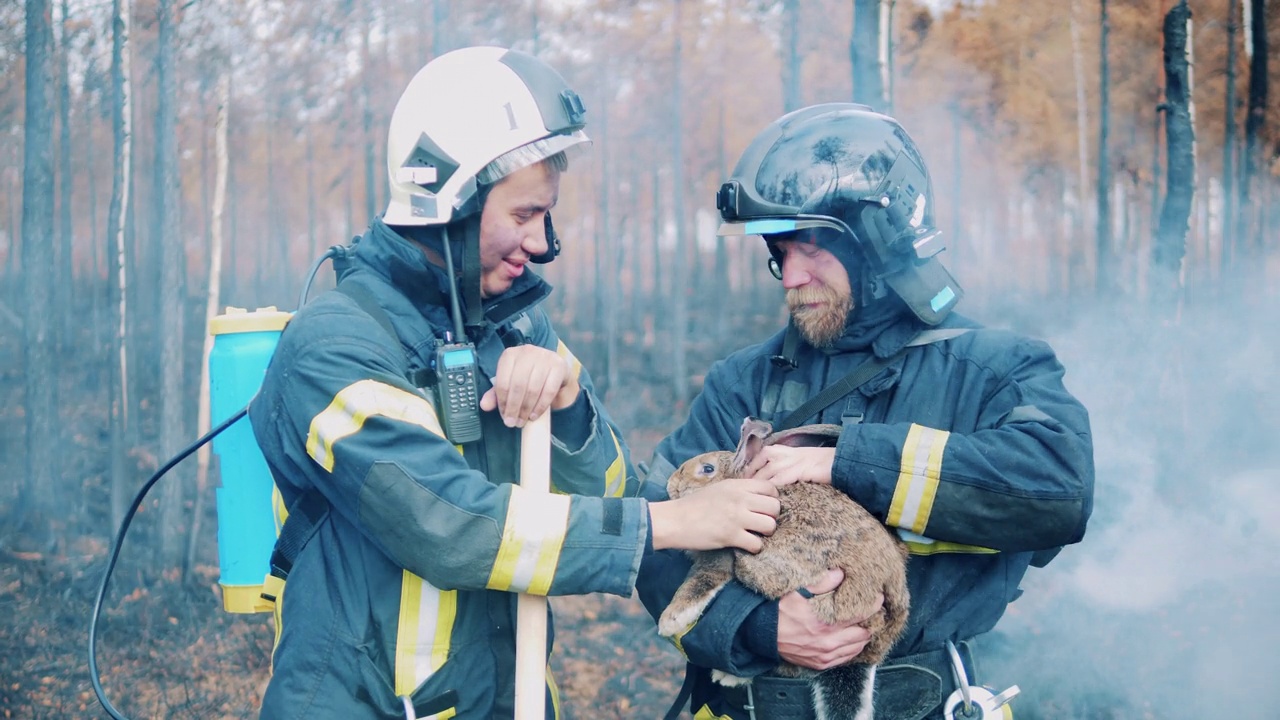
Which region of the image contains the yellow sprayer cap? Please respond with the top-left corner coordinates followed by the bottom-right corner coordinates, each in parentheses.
top-left (208, 306), bottom-right (293, 335)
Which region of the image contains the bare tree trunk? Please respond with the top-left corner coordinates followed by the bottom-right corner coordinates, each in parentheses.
top-left (1070, 0), bottom-right (1090, 289)
top-left (1222, 0), bottom-right (1238, 275)
top-left (187, 65), bottom-right (230, 577)
top-left (433, 0), bottom-right (447, 57)
top-left (107, 0), bottom-right (133, 531)
top-left (1096, 0), bottom-right (1113, 295)
top-left (360, 1), bottom-right (377, 223)
top-left (671, 0), bottom-right (688, 407)
top-left (1153, 0), bottom-right (1195, 310)
top-left (18, 0), bottom-right (58, 550)
top-left (1239, 0), bottom-right (1269, 264)
top-left (880, 0), bottom-right (895, 114)
top-left (782, 0), bottom-right (801, 112)
top-left (851, 0), bottom-right (887, 111)
top-left (155, 0), bottom-right (187, 571)
top-left (647, 165), bottom-right (661, 351)
top-left (713, 101), bottom-right (729, 352)
top-left (597, 64), bottom-right (618, 398)
top-left (56, 0), bottom-right (74, 355)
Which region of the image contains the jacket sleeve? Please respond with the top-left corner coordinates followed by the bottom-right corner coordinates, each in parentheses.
top-left (833, 333), bottom-right (1094, 553)
top-left (523, 308), bottom-right (636, 500)
top-left (259, 304), bottom-right (649, 598)
top-left (635, 352), bottom-right (781, 676)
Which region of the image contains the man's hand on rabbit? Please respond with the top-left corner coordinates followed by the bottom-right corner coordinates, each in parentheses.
top-left (744, 445), bottom-right (836, 486)
top-left (650, 479), bottom-right (780, 552)
top-left (777, 569), bottom-right (885, 670)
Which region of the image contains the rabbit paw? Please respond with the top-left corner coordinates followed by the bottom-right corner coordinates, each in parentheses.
top-left (658, 598), bottom-right (710, 637)
top-left (710, 670), bottom-right (750, 687)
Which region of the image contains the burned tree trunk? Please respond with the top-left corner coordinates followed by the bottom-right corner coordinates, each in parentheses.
top-left (155, 0), bottom-right (187, 571)
top-left (19, 0), bottom-right (58, 550)
top-left (1238, 0), bottom-right (1269, 264)
top-left (783, 0), bottom-right (801, 113)
top-left (1222, 0), bottom-right (1238, 273)
top-left (851, 0), bottom-right (889, 112)
top-left (1152, 0), bottom-right (1195, 310)
top-left (671, 0), bottom-right (689, 407)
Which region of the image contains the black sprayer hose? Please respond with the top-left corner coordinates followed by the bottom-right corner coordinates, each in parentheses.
top-left (88, 405), bottom-right (249, 720)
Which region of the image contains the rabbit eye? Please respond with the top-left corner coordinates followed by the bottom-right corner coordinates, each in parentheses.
top-left (699, 463), bottom-right (716, 475)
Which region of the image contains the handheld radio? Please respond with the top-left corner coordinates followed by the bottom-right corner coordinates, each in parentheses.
top-left (435, 227), bottom-right (483, 444)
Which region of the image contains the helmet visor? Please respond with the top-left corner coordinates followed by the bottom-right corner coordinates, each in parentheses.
top-left (716, 215), bottom-right (849, 238)
top-left (476, 130), bottom-right (591, 185)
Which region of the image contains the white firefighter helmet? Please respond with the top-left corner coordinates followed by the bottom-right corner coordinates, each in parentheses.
top-left (384, 46), bottom-right (590, 226)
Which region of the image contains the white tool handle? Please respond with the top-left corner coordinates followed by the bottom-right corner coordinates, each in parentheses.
top-left (514, 413), bottom-right (551, 720)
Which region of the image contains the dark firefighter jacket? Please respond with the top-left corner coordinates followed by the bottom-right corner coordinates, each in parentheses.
top-left (249, 219), bottom-right (646, 720)
top-left (636, 298), bottom-right (1094, 719)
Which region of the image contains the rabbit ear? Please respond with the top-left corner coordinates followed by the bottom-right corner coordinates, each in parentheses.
top-left (730, 417), bottom-right (772, 475)
top-left (767, 423), bottom-right (843, 448)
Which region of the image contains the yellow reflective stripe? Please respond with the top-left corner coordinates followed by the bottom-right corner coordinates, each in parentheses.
top-left (668, 622), bottom-right (693, 658)
top-left (487, 485), bottom-right (571, 594)
top-left (306, 379), bottom-right (444, 472)
top-left (604, 429), bottom-right (626, 498)
top-left (547, 666), bottom-right (561, 719)
top-left (887, 424), bottom-right (949, 534)
top-left (394, 570), bottom-right (457, 716)
top-left (694, 704), bottom-right (733, 720)
top-left (555, 340), bottom-right (582, 381)
top-left (271, 484), bottom-right (288, 534)
top-left (903, 539), bottom-right (999, 555)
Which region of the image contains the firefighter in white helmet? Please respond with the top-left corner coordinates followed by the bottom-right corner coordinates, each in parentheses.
top-left (249, 46), bottom-right (781, 719)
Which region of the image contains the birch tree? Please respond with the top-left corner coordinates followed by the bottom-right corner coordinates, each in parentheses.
top-left (188, 52), bottom-right (231, 576)
top-left (107, 0), bottom-right (133, 530)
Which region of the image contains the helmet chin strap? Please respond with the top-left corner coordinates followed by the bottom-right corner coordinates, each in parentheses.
top-left (459, 214), bottom-right (485, 335)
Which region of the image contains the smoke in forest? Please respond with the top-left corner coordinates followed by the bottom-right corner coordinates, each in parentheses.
top-left (978, 295), bottom-right (1280, 720)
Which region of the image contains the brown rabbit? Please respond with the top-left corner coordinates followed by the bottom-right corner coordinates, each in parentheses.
top-left (659, 417), bottom-right (910, 720)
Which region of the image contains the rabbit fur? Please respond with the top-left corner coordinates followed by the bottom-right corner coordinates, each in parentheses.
top-left (658, 417), bottom-right (910, 720)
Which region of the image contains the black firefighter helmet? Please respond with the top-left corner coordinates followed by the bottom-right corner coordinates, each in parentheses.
top-left (716, 103), bottom-right (962, 325)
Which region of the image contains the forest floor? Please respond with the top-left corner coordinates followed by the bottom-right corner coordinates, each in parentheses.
top-left (0, 547), bottom-right (684, 719)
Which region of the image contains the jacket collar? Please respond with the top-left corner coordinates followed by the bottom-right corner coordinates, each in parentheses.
top-left (354, 218), bottom-right (552, 330)
top-left (822, 294), bottom-right (926, 358)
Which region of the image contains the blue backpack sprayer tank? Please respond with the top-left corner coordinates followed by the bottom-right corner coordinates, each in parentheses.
top-left (207, 306), bottom-right (292, 613)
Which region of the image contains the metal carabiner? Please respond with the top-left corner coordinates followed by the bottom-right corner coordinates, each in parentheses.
top-left (946, 639), bottom-right (973, 714)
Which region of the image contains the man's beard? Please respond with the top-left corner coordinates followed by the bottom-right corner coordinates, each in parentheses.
top-left (786, 286), bottom-right (854, 348)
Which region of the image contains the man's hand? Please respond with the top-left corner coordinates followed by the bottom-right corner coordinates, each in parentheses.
top-left (479, 345), bottom-right (580, 427)
top-left (649, 479), bottom-right (780, 552)
top-left (777, 569), bottom-right (883, 670)
top-left (744, 445), bottom-right (836, 486)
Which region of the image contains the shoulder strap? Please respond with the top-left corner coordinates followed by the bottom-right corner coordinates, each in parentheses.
top-left (337, 281), bottom-right (398, 346)
top-left (773, 328), bottom-right (972, 432)
top-left (336, 281), bottom-right (433, 388)
top-left (261, 489), bottom-right (329, 602)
